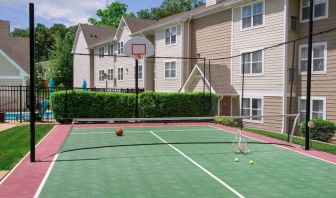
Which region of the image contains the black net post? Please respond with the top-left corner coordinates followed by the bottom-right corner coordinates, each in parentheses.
top-left (202, 58), bottom-right (206, 116)
top-left (135, 59), bottom-right (139, 118)
top-left (208, 59), bottom-right (212, 114)
top-left (29, 3), bottom-right (36, 162)
top-left (240, 54), bottom-right (246, 130)
top-left (305, 0), bottom-right (314, 150)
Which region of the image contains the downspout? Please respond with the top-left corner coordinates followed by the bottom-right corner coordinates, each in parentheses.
top-left (218, 95), bottom-right (224, 116)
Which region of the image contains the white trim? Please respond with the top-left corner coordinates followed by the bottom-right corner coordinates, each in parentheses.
top-left (180, 64), bottom-right (217, 93)
top-left (149, 131), bottom-right (245, 198)
top-left (0, 49), bottom-right (29, 78)
top-left (164, 60), bottom-right (177, 79)
top-left (299, 96), bottom-right (327, 120)
top-left (164, 26), bottom-right (178, 46)
top-left (0, 76), bottom-right (26, 80)
top-left (240, 96), bottom-right (264, 123)
top-left (239, 49), bottom-right (264, 76)
top-left (298, 42), bottom-right (328, 75)
top-left (240, 90), bottom-right (283, 97)
top-left (299, 0), bottom-right (329, 23)
top-left (240, 0), bottom-right (265, 31)
top-left (136, 64), bottom-right (144, 80)
top-left (117, 67), bottom-right (124, 81)
top-left (98, 69), bottom-right (105, 82)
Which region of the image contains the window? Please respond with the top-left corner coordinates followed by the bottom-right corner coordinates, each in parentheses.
top-left (299, 97), bottom-right (326, 122)
top-left (134, 65), bottom-right (143, 80)
top-left (118, 42), bottom-right (124, 54)
top-left (118, 67), bottom-right (124, 81)
top-left (299, 43), bottom-right (327, 74)
top-left (242, 98), bottom-right (263, 121)
top-left (107, 69), bottom-right (113, 80)
top-left (164, 61), bottom-right (176, 78)
top-left (99, 47), bottom-right (105, 58)
top-left (108, 44), bottom-right (113, 56)
top-left (242, 1), bottom-right (264, 29)
top-left (165, 26), bottom-right (177, 45)
top-left (241, 50), bottom-right (263, 75)
top-left (99, 70), bottom-right (105, 81)
top-left (301, 0), bottom-right (328, 21)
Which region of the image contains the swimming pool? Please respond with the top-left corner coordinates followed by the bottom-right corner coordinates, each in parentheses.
top-left (5, 111), bottom-right (53, 120)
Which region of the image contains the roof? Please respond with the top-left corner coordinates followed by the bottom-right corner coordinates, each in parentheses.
top-left (122, 16), bottom-right (155, 33)
top-left (141, 5), bottom-right (207, 32)
top-left (79, 24), bottom-right (117, 48)
top-left (0, 37), bottom-right (30, 74)
top-left (188, 64), bottom-right (237, 96)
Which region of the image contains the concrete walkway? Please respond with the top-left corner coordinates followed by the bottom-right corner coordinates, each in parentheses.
top-left (0, 124), bottom-right (18, 132)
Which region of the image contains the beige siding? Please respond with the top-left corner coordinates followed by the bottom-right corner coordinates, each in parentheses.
top-left (94, 27), bottom-right (144, 89)
top-left (154, 25), bottom-right (183, 92)
top-left (0, 52), bottom-right (20, 76)
top-left (145, 35), bottom-right (155, 91)
top-left (243, 96), bottom-right (284, 132)
top-left (0, 79), bottom-right (23, 85)
top-left (297, 0), bottom-right (336, 121)
top-left (189, 77), bottom-right (211, 92)
top-left (73, 30), bottom-right (92, 87)
top-left (231, 0), bottom-right (286, 94)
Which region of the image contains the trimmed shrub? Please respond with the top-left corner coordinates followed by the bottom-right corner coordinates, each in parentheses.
top-left (300, 119), bottom-right (336, 142)
top-left (50, 91), bottom-right (136, 122)
top-left (50, 91), bottom-right (219, 122)
top-left (214, 116), bottom-right (238, 127)
top-left (139, 92), bottom-right (219, 117)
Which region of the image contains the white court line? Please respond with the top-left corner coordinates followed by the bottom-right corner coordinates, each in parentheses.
top-left (209, 125), bottom-right (336, 165)
top-left (33, 153), bottom-right (59, 198)
top-left (0, 125), bottom-right (57, 185)
top-left (71, 129), bottom-right (221, 135)
top-left (149, 131), bottom-right (245, 198)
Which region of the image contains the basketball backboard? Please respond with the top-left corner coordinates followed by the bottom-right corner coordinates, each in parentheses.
top-left (124, 37), bottom-right (154, 59)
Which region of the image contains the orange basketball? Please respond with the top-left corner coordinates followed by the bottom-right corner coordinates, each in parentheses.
top-left (115, 128), bottom-right (123, 136)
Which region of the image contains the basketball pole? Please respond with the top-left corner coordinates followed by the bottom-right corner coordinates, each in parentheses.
top-left (135, 59), bottom-right (139, 118)
top-left (305, 0), bottom-right (314, 150)
top-left (29, 3), bottom-right (36, 162)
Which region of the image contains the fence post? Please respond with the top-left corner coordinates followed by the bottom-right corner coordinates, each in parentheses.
top-left (20, 85), bottom-right (22, 123)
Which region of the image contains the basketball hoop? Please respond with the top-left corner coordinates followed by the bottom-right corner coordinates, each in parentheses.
top-left (124, 37), bottom-right (154, 59)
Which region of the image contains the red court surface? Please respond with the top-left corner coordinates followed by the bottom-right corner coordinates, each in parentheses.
top-left (0, 123), bottom-right (334, 198)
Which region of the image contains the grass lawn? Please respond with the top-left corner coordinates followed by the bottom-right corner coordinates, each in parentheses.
top-left (0, 124), bottom-right (54, 170)
top-left (243, 128), bottom-right (336, 155)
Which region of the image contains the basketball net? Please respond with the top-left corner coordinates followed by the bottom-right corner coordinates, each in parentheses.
top-left (134, 53), bottom-right (145, 60)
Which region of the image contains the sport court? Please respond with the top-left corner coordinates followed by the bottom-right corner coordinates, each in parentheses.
top-left (36, 123), bottom-right (335, 198)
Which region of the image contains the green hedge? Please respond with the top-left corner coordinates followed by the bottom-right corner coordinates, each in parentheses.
top-left (50, 91), bottom-right (136, 120)
top-left (50, 91), bottom-right (218, 120)
top-left (139, 92), bottom-right (218, 117)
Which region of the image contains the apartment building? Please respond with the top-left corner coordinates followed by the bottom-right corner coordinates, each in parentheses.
top-left (72, 0), bottom-right (335, 133)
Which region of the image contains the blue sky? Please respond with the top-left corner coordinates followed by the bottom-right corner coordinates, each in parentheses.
top-left (0, 0), bottom-right (163, 30)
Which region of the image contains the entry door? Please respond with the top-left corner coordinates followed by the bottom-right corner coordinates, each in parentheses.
top-left (221, 96), bottom-right (231, 116)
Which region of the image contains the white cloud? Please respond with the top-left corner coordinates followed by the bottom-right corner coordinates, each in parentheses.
top-left (0, 0), bottom-right (110, 25)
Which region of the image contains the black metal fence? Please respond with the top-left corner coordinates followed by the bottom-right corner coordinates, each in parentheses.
top-left (0, 85), bottom-right (143, 123)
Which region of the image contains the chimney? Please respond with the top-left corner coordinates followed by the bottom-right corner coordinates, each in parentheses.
top-left (0, 20), bottom-right (10, 38)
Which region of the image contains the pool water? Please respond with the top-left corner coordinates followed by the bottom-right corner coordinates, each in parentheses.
top-left (5, 111), bottom-right (53, 120)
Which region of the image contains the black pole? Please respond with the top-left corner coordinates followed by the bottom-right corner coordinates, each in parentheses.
top-left (29, 3), bottom-right (36, 162)
top-left (203, 58), bottom-right (206, 116)
top-left (305, 0), bottom-right (314, 150)
top-left (208, 59), bottom-right (212, 114)
top-left (240, 54), bottom-right (246, 130)
top-left (135, 59), bottom-right (139, 118)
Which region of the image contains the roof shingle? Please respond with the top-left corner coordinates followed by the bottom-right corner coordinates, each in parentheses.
top-left (122, 16), bottom-right (156, 33)
top-left (79, 24), bottom-right (117, 48)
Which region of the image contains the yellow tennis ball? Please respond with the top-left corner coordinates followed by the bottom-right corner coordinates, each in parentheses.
top-left (249, 160), bottom-right (254, 165)
top-left (235, 158), bottom-right (239, 162)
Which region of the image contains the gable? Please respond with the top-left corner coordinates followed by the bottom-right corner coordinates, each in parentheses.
top-left (73, 29), bottom-right (90, 53)
top-left (115, 20), bottom-right (131, 41)
top-left (0, 49), bottom-right (26, 77)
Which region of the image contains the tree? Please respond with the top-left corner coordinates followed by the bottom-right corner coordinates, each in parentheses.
top-left (137, 0), bottom-right (205, 20)
top-left (88, 1), bottom-right (135, 27)
top-left (35, 63), bottom-right (45, 88)
top-left (11, 28), bottom-right (29, 37)
top-left (47, 26), bottom-right (77, 87)
top-left (35, 24), bottom-right (53, 62)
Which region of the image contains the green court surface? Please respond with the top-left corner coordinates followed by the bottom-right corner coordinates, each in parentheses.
top-left (38, 126), bottom-right (336, 198)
